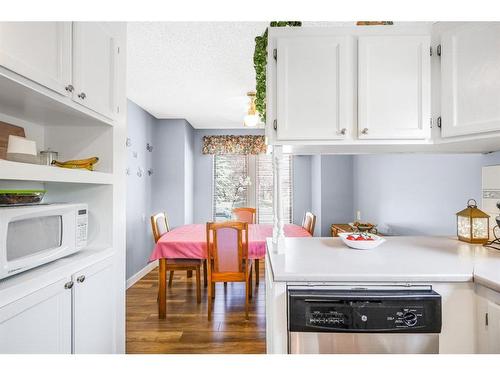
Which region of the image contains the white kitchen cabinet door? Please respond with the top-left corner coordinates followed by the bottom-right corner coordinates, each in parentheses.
top-left (73, 22), bottom-right (117, 120)
top-left (485, 300), bottom-right (500, 353)
top-left (0, 278), bottom-right (72, 354)
top-left (276, 36), bottom-right (354, 141)
top-left (0, 22), bottom-right (72, 95)
top-left (441, 23), bottom-right (500, 138)
top-left (72, 256), bottom-right (115, 354)
top-left (358, 36), bottom-right (431, 140)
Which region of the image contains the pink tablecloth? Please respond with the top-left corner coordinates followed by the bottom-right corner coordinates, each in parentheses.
top-left (149, 223), bottom-right (310, 261)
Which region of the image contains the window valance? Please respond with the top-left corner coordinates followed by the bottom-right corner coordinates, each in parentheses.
top-left (202, 135), bottom-right (267, 155)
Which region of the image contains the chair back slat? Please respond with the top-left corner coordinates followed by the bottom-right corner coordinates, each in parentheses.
top-left (233, 207), bottom-right (256, 224)
top-left (151, 212), bottom-right (170, 243)
top-left (302, 211), bottom-right (316, 236)
top-left (206, 221), bottom-right (248, 276)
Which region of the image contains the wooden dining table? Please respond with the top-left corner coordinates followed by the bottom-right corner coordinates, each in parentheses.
top-left (149, 223), bottom-right (311, 318)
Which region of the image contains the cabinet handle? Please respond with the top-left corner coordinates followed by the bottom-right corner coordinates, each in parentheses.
top-left (77, 275), bottom-right (86, 283)
top-left (65, 84), bottom-right (74, 93)
top-left (338, 128), bottom-right (347, 136)
top-left (361, 128), bottom-right (369, 135)
top-left (78, 92), bottom-right (86, 100)
top-left (64, 281), bottom-right (74, 289)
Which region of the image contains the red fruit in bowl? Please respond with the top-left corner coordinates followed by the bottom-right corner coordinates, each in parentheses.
top-left (346, 235), bottom-right (355, 240)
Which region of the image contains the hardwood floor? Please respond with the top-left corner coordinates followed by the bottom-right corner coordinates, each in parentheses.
top-left (126, 261), bottom-right (266, 354)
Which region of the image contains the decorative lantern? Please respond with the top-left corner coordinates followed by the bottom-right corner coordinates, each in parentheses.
top-left (456, 199), bottom-right (490, 244)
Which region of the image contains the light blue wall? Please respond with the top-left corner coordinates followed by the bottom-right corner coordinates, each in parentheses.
top-left (292, 155), bottom-right (312, 225)
top-left (353, 154), bottom-right (484, 236)
top-left (152, 119), bottom-right (195, 229)
top-left (126, 100), bottom-right (155, 279)
top-left (320, 155), bottom-right (355, 236)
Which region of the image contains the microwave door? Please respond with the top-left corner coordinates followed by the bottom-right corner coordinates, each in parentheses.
top-left (2, 208), bottom-right (75, 277)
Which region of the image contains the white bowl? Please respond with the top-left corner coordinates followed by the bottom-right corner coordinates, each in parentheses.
top-left (338, 233), bottom-right (386, 250)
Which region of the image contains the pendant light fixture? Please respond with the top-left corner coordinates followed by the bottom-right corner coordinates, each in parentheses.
top-left (243, 91), bottom-right (260, 127)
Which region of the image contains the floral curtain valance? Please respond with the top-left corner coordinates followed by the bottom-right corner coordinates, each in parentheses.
top-left (202, 135), bottom-right (267, 155)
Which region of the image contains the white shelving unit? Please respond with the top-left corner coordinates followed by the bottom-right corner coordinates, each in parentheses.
top-left (0, 22), bottom-right (126, 354)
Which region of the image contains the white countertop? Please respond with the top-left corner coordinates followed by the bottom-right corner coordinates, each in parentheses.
top-left (266, 236), bottom-right (500, 289)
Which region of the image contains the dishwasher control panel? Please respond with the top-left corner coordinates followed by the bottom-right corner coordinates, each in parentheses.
top-left (289, 288), bottom-right (441, 333)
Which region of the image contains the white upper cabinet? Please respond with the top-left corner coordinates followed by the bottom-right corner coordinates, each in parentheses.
top-left (72, 257), bottom-right (115, 354)
top-left (276, 36), bottom-right (354, 141)
top-left (0, 278), bottom-right (72, 354)
top-left (0, 22), bottom-right (72, 95)
top-left (357, 36), bottom-right (431, 140)
top-left (73, 22), bottom-right (118, 120)
top-left (440, 23), bottom-right (500, 138)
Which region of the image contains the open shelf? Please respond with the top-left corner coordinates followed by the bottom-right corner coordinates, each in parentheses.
top-left (0, 159), bottom-right (114, 185)
top-left (0, 69), bottom-right (114, 128)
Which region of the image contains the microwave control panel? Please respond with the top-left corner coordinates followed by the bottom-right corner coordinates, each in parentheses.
top-left (76, 208), bottom-right (88, 249)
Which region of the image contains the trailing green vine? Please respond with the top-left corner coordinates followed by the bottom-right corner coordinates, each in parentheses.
top-left (253, 21), bottom-right (302, 123)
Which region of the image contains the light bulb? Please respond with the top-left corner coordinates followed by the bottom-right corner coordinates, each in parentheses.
top-left (244, 114), bottom-right (259, 127)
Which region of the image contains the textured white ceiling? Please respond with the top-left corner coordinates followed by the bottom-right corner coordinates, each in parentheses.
top-left (127, 22), bottom-right (269, 128)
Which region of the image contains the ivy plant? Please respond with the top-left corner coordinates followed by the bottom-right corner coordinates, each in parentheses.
top-left (253, 21), bottom-right (302, 123)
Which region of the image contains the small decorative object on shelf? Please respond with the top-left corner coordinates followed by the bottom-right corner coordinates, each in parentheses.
top-left (52, 157), bottom-right (99, 171)
top-left (146, 143), bottom-right (153, 152)
top-left (484, 202), bottom-right (500, 251)
top-left (126, 138), bottom-right (132, 147)
top-left (137, 166), bottom-right (143, 177)
top-left (39, 149), bottom-right (59, 166)
top-left (6, 135), bottom-right (39, 164)
top-left (147, 168), bottom-right (153, 176)
top-left (456, 199), bottom-right (490, 244)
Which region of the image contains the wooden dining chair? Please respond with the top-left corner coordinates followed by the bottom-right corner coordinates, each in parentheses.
top-left (232, 207), bottom-right (256, 224)
top-left (206, 221), bottom-right (253, 321)
top-left (232, 207), bottom-right (261, 285)
top-left (302, 211), bottom-right (316, 236)
top-left (151, 212), bottom-right (202, 304)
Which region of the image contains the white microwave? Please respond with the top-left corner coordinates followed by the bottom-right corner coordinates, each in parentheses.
top-left (0, 203), bottom-right (88, 279)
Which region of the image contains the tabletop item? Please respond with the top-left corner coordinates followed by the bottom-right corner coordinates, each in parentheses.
top-left (338, 232), bottom-right (386, 250)
top-left (0, 190), bottom-right (46, 205)
top-left (52, 156), bottom-right (99, 171)
top-left (6, 135), bottom-right (39, 164)
top-left (456, 198), bottom-right (490, 244)
top-left (39, 149), bottom-right (59, 166)
top-left (0, 121), bottom-right (25, 159)
top-left (349, 221), bottom-right (378, 233)
top-left (149, 223), bottom-right (311, 261)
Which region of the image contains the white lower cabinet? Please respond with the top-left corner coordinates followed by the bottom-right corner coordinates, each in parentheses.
top-left (72, 256), bottom-right (115, 354)
top-left (0, 277), bottom-right (72, 354)
top-left (0, 255), bottom-right (114, 354)
top-left (476, 284), bottom-right (500, 354)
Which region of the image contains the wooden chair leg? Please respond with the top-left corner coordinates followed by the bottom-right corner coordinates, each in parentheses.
top-left (255, 259), bottom-right (260, 285)
top-left (158, 259), bottom-right (167, 319)
top-left (203, 260), bottom-right (208, 287)
top-left (207, 276), bottom-right (213, 321)
top-left (245, 277), bottom-right (250, 320)
top-left (249, 265), bottom-right (253, 299)
top-left (187, 270), bottom-right (193, 278)
top-left (168, 270), bottom-right (174, 287)
top-left (196, 267), bottom-right (201, 304)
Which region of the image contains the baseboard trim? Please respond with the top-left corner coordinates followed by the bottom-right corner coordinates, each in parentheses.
top-left (126, 260), bottom-right (159, 289)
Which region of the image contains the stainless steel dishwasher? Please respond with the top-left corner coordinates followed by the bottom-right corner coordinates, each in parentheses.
top-left (288, 287), bottom-right (442, 354)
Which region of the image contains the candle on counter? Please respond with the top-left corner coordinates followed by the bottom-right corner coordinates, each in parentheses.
top-left (356, 210), bottom-right (361, 221)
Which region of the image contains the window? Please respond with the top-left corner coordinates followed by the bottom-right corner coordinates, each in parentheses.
top-left (213, 154), bottom-right (293, 223)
